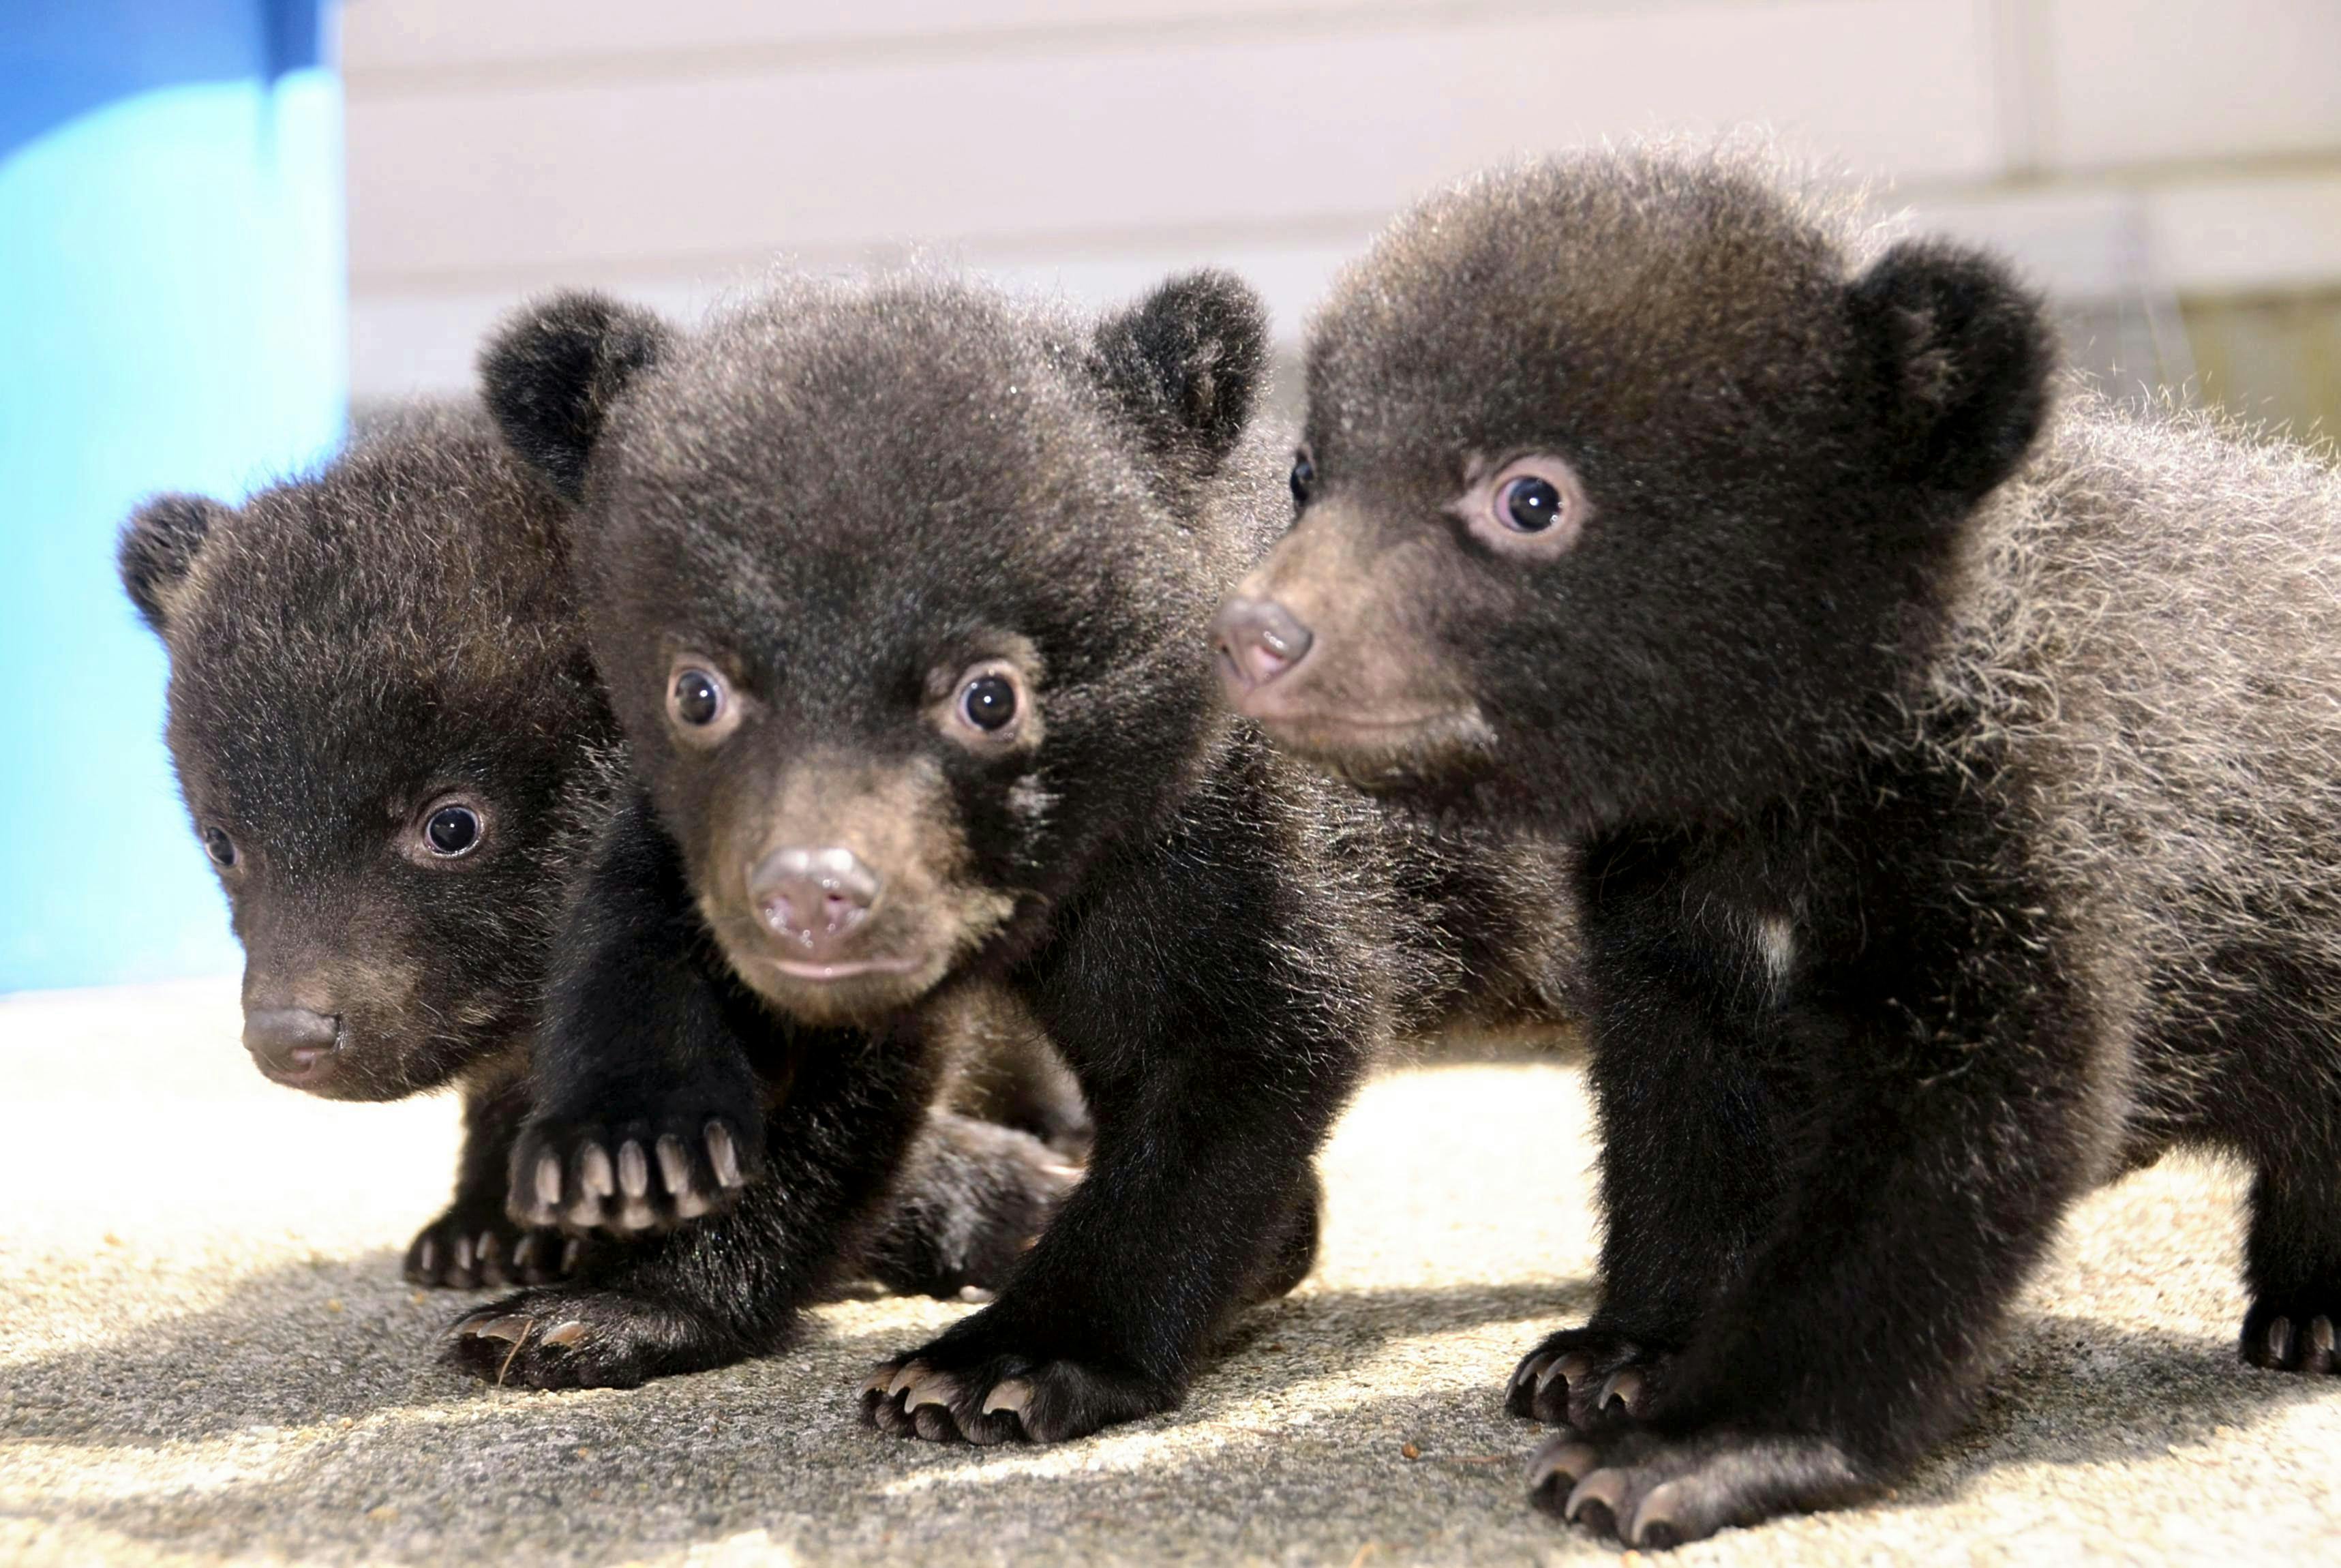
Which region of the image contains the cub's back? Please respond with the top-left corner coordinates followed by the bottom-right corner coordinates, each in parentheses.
top-left (1935, 389), bottom-right (2341, 1110)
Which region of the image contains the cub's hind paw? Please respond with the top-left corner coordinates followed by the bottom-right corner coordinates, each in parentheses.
top-left (507, 1106), bottom-right (759, 1236)
top-left (2243, 1299), bottom-right (2340, 1373)
top-left (404, 1209), bottom-right (580, 1289)
top-left (864, 1124), bottom-right (1082, 1301)
top-left (859, 1340), bottom-right (1174, 1446)
top-left (444, 1288), bottom-right (741, 1390)
top-left (1526, 1428), bottom-right (1871, 1549)
top-left (1506, 1327), bottom-right (1676, 1430)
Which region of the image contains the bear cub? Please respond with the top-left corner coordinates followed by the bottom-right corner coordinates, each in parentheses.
top-left (123, 406), bottom-right (1086, 1316)
top-left (459, 271), bottom-right (1577, 1429)
top-left (1221, 147), bottom-right (2341, 1546)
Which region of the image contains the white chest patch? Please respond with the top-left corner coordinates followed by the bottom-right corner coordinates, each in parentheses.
top-left (1006, 774), bottom-right (1059, 824)
top-left (1755, 914), bottom-right (1795, 995)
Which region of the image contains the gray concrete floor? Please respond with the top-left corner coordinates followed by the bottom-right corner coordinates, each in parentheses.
top-left (3, 980), bottom-right (2338, 1565)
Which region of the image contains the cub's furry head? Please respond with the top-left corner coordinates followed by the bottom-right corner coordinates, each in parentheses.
top-left (482, 272), bottom-right (1272, 1024)
top-left (120, 407), bottom-right (617, 1099)
top-left (1218, 149), bottom-right (2053, 830)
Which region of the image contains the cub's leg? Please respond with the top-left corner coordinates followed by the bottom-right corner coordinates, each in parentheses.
top-left (858, 772), bottom-right (1365, 1445)
top-left (2241, 1155), bottom-right (2341, 1374)
top-left (1511, 832), bottom-right (1789, 1431)
top-left (1530, 794), bottom-right (2104, 1549)
top-left (507, 791), bottom-right (771, 1237)
top-left (446, 1011), bottom-right (937, 1390)
top-left (2148, 948), bottom-right (2341, 1376)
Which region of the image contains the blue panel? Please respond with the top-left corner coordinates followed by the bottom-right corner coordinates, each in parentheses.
top-left (0, 0), bottom-right (325, 164)
top-left (0, 4), bottom-right (344, 993)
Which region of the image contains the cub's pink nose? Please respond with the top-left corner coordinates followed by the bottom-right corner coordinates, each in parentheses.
top-left (243, 1007), bottom-right (338, 1077)
top-left (749, 846), bottom-right (881, 956)
top-left (1214, 596), bottom-right (1315, 691)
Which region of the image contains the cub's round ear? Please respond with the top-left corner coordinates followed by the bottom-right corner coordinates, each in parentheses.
top-left (1848, 241), bottom-right (2053, 501)
top-left (1089, 269), bottom-right (1269, 473)
top-left (118, 493), bottom-right (227, 633)
top-left (479, 291), bottom-right (670, 502)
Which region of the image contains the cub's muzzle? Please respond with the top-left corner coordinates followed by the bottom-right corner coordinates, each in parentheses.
top-left (749, 845), bottom-right (882, 961)
top-left (243, 1006), bottom-right (339, 1081)
top-left (1213, 595), bottom-right (1316, 693)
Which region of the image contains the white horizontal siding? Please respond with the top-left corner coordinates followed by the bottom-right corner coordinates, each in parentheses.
top-left (346, 0), bottom-right (1998, 288)
top-left (342, 0), bottom-right (2341, 400)
top-left (342, 0), bottom-right (1773, 76)
top-left (348, 240), bottom-right (1368, 402)
top-left (2042, 0), bottom-right (2341, 172)
top-left (2147, 173), bottom-right (2341, 295)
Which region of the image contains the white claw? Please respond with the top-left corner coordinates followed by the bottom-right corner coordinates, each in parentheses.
top-left (1525, 1438), bottom-right (1597, 1492)
top-left (534, 1154), bottom-right (562, 1209)
top-left (906, 1373), bottom-right (961, 1413)
top-left (1629, 1479), bottom-right (1691, 1548)
top-left (617, 1140), bottom-right (650, 1199)
top-left (887, 1361), bottom-right (928, 1399)
top-left (465, 1314), bottom-right (529, 1344)
top-left (706, 1122), bottom-right (743, 1188)
top-left (981, 1378), bottom-right (1033, 1419)
top-left (654, 1134), bottom-right (692, 1196)
top-left (1565, 1468), bottom-right (1629, 1527)
top-left (579, 1143), bottom-right (616, 1199)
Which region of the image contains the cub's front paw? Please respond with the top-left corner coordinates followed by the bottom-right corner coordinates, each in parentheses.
top-left (1506, 1327), bottom-right (1677, 1430)
top-left (507, 1103), bottom-right (760, 1235)
top-left (2242, 1296), bottom-right (2340, 1373)
top-left (858, 1325), bottom-right (1175, 1446)
top-left (1526, 1428), bottom-right (1869, 1549)
top-left (444, 1287), bottom-right (740, 1390)
top-left (404, 1206), bottom-right (580, 1289)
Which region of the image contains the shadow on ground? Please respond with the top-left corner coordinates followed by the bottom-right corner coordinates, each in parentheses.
top-left (6, 1248), bottom-right (2332, 1565)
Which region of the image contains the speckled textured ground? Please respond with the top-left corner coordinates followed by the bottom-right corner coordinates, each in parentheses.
top-left (4, 980), bottom-right (2338, 1566)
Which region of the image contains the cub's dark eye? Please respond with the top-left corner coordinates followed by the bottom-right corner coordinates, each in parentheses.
top-left (961, 674), bottom-right (1017, 732)
top-left (1289, 451), bottom-right (1316, 507)
top-left (202, 826), bottom-right (237, 868)
top-left (1458, 455), bottom-right (1590, 556)
top-left (1500, 474), bottom-right (1563, 532)
top-left (423, 804), bottom-right (481, 858)
top-left (941, 658), bottom-right (1035, 747)
top-left (673, 668), bottom-right (722, 726)
top-left (666, 657), bottom-right (744, 747)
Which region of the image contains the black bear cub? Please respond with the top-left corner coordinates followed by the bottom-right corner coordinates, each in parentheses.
top-left (464, 271), bottom-right (1575, 1430)
top-left (123, 406), bottom-right (1084, 1316)
top-left (1221, 149), bottom-right (2341, 1546)
top-left (121, 407), bottom-right (617, 1289)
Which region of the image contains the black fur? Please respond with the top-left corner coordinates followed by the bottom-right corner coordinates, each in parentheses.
top-left (474, 269), bottom-right (1576, 1426)
top-left (121, 407), bottom-right (1083, 1308)
top-left (118, 493), bottom-right (226, 633)
top-left (480, 292), bottom-right (667, 503)
top-left (1226, 148), bottom-right (2341, 1546)
top-left (1088, 267), bottom-right (1267, 473)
